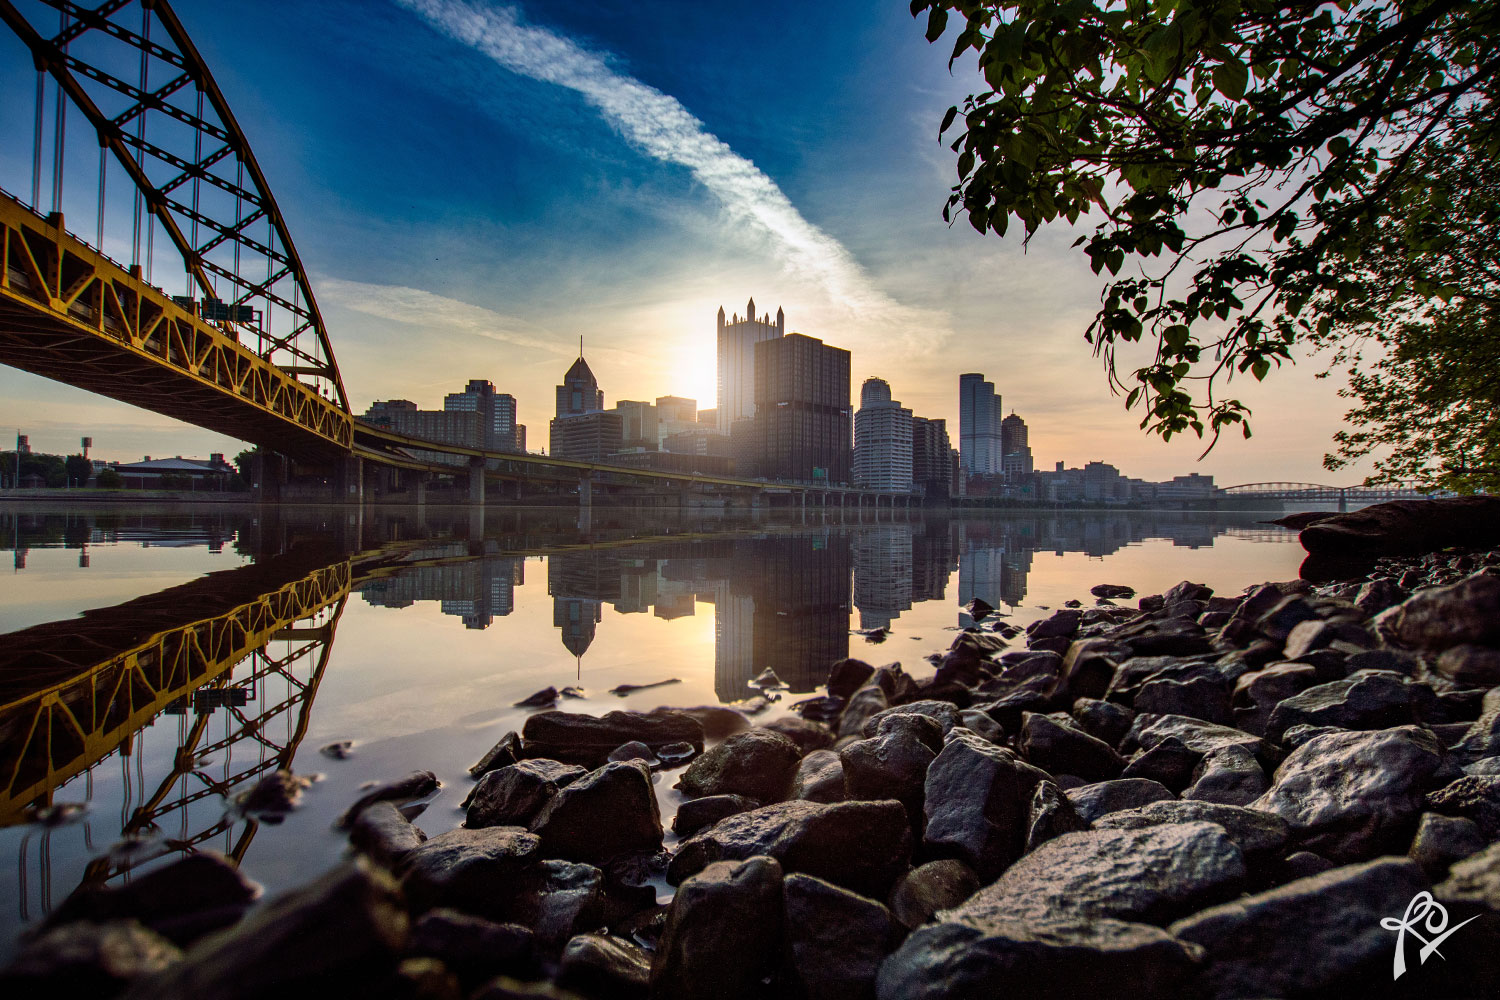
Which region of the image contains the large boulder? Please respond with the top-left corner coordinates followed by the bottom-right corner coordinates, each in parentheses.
top-left (1093, 801), bottom-right (1290, 859)
top-left (923, 730), bottom-right (1051, 880)
top-left (1024, 779), bottom-right (1091, 852)
top-left (1426, 775), bottom-right (1500, 838)
top-left (1263, 670), bottom-right (1434, 743)
top-left (1375, 572), bottom-right (1500, 651)
top-left (668, 800), bottom-right (911, 897)
top-left (3, 921), bottom-right (181, 996)
top-left (349, 801), bottom-right (427, 868)
top-left (1133, 676), bottom-right (1233, 726)
top-left (1250, 726), bottom-right (1447, 862)
top-left (400, 827), bottom-right (541, 915)
top-left (119, 860), bottom-right (408, 1000)
top-left (520, 710), bottom-right (703, 768)
top-left (671, 794), bottom-right (760, 838)
top-left (1299, 496), bottom-right (1500, 558)
top-left (1169, 858), bottom-right (1430, 998)
top-left (406, 909), bottom-right (534, 982)
top-left (792, 749), bottom-right (846, 803)
top-left (675, 730), bottom-right (801, 803)
top-left (887, 860), bottom-right (980, 930)
top-left (466, 759), bottom-right (585, 829)
top-left (1181, 745), bottom-right (1269, 806)
top-left (783, 873), bottom-right (899, 1000)
top-left (1019, 712), bottom-right (1125, 782)
top-left (557, 933), bottom-right (651, 1000)
top-left (875, 822), bottom-right (1246, 1000)
top-left (530, 761), bottom-right (662, 862)
top-left (840, 726), bottom-right (936, 826)
top-left (839, 685), bottom-right (891, 739)
top-left (1066, 779), bottom-right (1175, 823)
top-left (651, 857), bottom-right (784, 1000)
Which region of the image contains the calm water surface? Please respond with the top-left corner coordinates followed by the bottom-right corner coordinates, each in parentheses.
top-left (0, 502), bottom-right (1305, 949)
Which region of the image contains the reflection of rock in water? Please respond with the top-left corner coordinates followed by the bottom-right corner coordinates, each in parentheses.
top-left (0, 548), bottom-right (351, 921)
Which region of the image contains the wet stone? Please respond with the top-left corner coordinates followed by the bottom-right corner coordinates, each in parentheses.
top-left (556, 933), bottom-right (650, 1000)
top-left (1024, 778), bottom-right (1091, 853)
top-left (675, 729), bottom-right (801, 804)
top-left (350, 801), bottom-right (427, 868)
top-left (1065, 778), bottom-right (1175, 824)
top-left (401, 827), bottom-right (542, 915)
top-left (2, 920), bottom-right (182, 996)
top-left (1120, 736), bottom-right (1201, 793)
top-left (1409, 812), bottom-right (1488, 878)
top-left (1182, 745), bottom-right (1268, 807)
top-left (1020, 712), bottom-right (1125, 782)
top-left (671, 794), bottom-right (760, 838)
top-left (888, 859), bottom-right (980, 930)
top-left (520, 710), bottom-right (704, 769)
top-left (791, 749), bottom-right (846, 803)
top-left (650, 857), bottom-right (784, 1000)
top-left (530, 760), bottom-right (662, 863)
top-left (924, 730), bottom-right (1050, 881)
top-left (466, 760), bottom-right (585, 830)
top-left (1071, 697), bottom-right (1135, 748)
top-left (468, 731), bottom-right (522, 779)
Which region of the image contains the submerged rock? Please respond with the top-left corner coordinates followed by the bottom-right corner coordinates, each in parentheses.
top-left (521, 710), bottom-right (703, 768)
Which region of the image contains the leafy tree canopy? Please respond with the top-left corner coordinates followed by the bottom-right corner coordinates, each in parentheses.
top-left (911, 0), bottom-right (1499, 469)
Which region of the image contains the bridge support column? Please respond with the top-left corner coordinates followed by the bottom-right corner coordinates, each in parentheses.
top-left (251, 451), bottom-right (285, 503)
top-left (411, 473), bottom-right (428, 506)
top-left (468, 457), bottom-right (486, 506)
top-left (579, 472), bottom-right (592, 510)
top-left (332, 456), bottom-right (364, 504)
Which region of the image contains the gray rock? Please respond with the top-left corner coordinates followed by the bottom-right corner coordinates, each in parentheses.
top-left (466, 759), bottom-right (586, 829)
top-left (671, 794), bottom-right (760, 838)
top-left (557, 934), bottom-right (650, 1000)
top-left (1436, 645), bottom-right (1500, 687)
top-left (1435, 841), bottom-right (1500, 912)
top-left (923, 730), bottom-right (1050, 880)
top-left (608, 740), bottom-right (659, 765)
top-left (862, 701), bottom-right (960, 740)
top-left (37, 851), bottom-right (258, 947)
top-left (531, 761), bottom-right (662, 862)
top-left (1250, 726), bottom-right (1446, 862)
top-left (956, 708), bottom-right (1006, 743)
top-left (1056, 640), bottom-right (1127, 702)
top-left (760, 716), bottom-right (835, 754)
top-left (350, 801), bottom-right (427, 867)
top-left (875, 918), bottom-right (1201, 1000)
top-left (4, 920), bottom-right (181, 995)
top-left (1354, 578), bottom-right (1405, 615)
top-left (1092, 801), bottom-right (1290, 858)
top-left (1264, 669), bottom-right (1433, 743)
top-left (521, 710), bottom-right (704, 768)
top-left (662, 704), bottom-right (752, 740)
top-left (1426, 775), bottom-right (1500, 838)
top-left (1256, 596), bottom-right (1322, 644)
top-left (1123, 714), bottom-right (1271, 771)
top-left (675, 729), bottom-right (801, 803)
top-left (1374, 573), bottom-right (1500, 650)
top-left (1134, 675), bottom-right (1232, 726)
top-left (1072, 697), bottom-right (1135, 747)
top-left (1111, 618), bottom-right (1214, 657)
top-left (1024, 778), bottom-right (1090, 853)
top-left (651, 857), bottom-right (784, 1000)
top-left (1232, 663), bottom-right (1320, 736)
top-left (668, 800), bottom-right (911, 897)
top-left (401, 827), bottom-right (542, 915)
top-left (887, 860), bottom-right (979, 930)
top-left (867, 710), bottom-right (946, 753)
top-left (784, 873), bottom-right (899, 1000)
top-left (791, 749), bottom-right (846, 803)
top-left (336, 770), bottom-right (439, 828)
top-left (839, 685), bottom-right (890, 739)
top-left (508, 861), bottom-right (603, 949)
top-left (1121, 736), bottom-right (1201, 793)
top-left (1169, 858), bottom-right (1429, 998)
top-left (1410, 812), bottom-right (1488, 878)
top-left (468, 731), bottom-right (522, 779)
top-left (1066, 779), bottom-right (1175, 823)
top-left (1182, 745), bottom-right (1268, 806)
top-left (408, 909), bottom-right (534, 980)
top-left (1026, 609), bottom-right (1082, 640)
top-left (828, 658), bottom-right (877, 699)
top-left (840, 727), bottom-right (936, 824)
top-left (1020, 712), bottom-right (1125, 782)
top-left (120, 860), bottom-right (408, 1000)
top-left (558, 935), bottom-right (645, 995)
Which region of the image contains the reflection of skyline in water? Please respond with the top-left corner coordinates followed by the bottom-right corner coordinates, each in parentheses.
top-left (0, 504), bottom-right (1297, 936)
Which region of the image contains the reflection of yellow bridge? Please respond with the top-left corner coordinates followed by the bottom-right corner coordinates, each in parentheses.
top-left (0, 553), bottom-right (351, 826)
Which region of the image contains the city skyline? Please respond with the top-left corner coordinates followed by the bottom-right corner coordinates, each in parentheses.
top-left (0, 0), bottom-right (1360, 485)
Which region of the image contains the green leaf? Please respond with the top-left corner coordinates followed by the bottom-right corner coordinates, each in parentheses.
top-left (940, 105), bottom-right (958, 136)
top-left (925, 7), bottom-right (948, 43)
top-left (1212, 59), bottom-right (1248, 101)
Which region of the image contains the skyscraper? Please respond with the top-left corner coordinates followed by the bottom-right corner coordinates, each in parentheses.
top-left (444, 379), bottom-right (522, 452)
top-left (959, 373), bottom-right (1002, 475)
top-left (1001, 411), bottom-right (1034, 477)
top-left (911, 415), bottom-right (955, 499)
top-left (853, 377), bottom-right (913, 491)
top-left (550, 348), bottom-right (622, 460)
top-left (748, 333), bottom-right (852, 484)
top-left (716, 298), bottom-right (785, 434)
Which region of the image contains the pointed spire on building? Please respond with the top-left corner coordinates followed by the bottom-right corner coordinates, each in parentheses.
top-left (747, 297), bottom-right (756, 323)
top-left (776, 306), bottom-right (784, 333)
top-left (717, 305), bottom-right (725, 331)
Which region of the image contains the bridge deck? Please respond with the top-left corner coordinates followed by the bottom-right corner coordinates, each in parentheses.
top-left (0, 196), bottom-right (351, 461)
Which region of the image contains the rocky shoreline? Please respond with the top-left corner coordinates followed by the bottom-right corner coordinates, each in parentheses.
top-left (6, 497), bottom-right (1500, 999)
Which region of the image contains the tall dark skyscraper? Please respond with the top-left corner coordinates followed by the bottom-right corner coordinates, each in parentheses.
top-left (748, 333), bottom-right (852, 484)
top-left (1001, 411), bottom-right (1034, 477)
top-left (550, 348), bottom-right (622, 460)
top-left (911, 415), bottom-right (955, 499)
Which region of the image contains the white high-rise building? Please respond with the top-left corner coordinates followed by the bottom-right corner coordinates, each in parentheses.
top-left (715, 297), bottom-right (784, 434)
top-left (853, 377), bottom-right (913, 491)
top-left (959, 373), bottom-right (1003, 475)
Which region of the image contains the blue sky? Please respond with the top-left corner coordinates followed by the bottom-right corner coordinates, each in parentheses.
top-left (0, 0), bottom-right (1355, 483)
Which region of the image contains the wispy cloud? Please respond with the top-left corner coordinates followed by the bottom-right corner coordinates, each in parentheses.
top-left (318, 277), bottom-right (568, 355)
top-left (395, 0), bottom-right (948, 351)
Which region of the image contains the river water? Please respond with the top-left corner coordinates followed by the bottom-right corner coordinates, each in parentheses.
top-left (0, 502), bottom-right (1307, 950)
